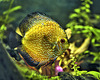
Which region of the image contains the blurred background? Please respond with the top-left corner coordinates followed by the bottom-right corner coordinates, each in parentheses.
top-left (0, 0), bottom-right (99, 29)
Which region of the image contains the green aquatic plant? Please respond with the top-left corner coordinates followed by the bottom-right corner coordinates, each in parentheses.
top-left (0, 24), bottom-right (7, 41)
top-left (66, 0), bottom-right (100, 63)
top-left (0, 0), bottom-right (21, 41)
top-left (72, 70), bottom-right (100, 79)
top-left (87, 71), bottom-right (100, 80)
top-left (65, 1), bottom-right (100, 79)
top-left (71, 57), bottom-right (80, 76)
top-left (15, 62), bottom-right (61, 80)
top-left (66, 0), bottom-right (93, 33)
top-left (84, 50), bottom-right (100, 63)
top-left (70, 58), bottom-right (100, 79)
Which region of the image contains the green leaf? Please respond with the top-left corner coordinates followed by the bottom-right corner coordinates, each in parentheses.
top-left (94, 28), bottom-right (100, 33)
top-left (77, 71), bottom-right (87, 76)
top-left (69, 13), bottom-right (78, 19)
top-left (84, 50), bottom-right (90, 54)
top-left (81, 30), bottom-right (90, 33)
top-left (94, 15), bottom-right (100, 19)
top-left (85, 9), bottom-right (90, 13)
top-left (74, 25), bottom-right (90, 29)
top-left (0, 24), bottom-right (6, 31)
top-left (85, 4), bottom-right (90, 8)
top-left (93, 44), bottom-right (100, 47)
top-left (3, 6), bottom-right (22, 15)
top-left (89, 1), bottom-right (93, 4)
top-left (90, 27), bottom-right (100, 40)
top-left (79, 19), bottom-right (84, 23)
top-left (74, 9), bottom-right (81, 13)
top-left (91, 38), bottom-right (95, 44)
top-left (87, 71), bottom-right (100, 79)
top-left (80, 7), bottom-right (86, 10)
top-left (90, 52), bottom-right (100, 62)
top-left (74, 25), bottom-right (84, 29)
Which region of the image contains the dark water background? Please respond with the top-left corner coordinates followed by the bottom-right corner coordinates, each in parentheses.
top-left (0, 0), bottom-right (99, 29)
top-left (0, 0), bottom-right (100, 29)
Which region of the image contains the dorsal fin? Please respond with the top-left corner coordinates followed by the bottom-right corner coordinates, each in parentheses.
top-left (18, 12), bottom-right (52, 36)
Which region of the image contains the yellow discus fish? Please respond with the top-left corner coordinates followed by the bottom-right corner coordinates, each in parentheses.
top-left (16, 12), bottom-right (69, 66)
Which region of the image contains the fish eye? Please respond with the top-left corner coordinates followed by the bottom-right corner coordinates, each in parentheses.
top-left (60, 39), bottom-right (65, 43)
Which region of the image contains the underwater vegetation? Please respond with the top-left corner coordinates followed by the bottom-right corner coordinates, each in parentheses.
top-left (66, 0), bottom-right (100, 63)
top-left (0, 0), bottom-right (21, 41)
top-left (0, 0), bottom-right (100, 80)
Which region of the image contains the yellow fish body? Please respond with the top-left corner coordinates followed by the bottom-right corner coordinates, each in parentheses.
top-left (16, 12), bottom-right (69, 66)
